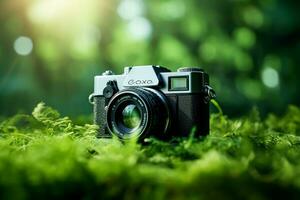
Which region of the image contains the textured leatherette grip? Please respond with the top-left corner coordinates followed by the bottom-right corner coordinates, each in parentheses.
top-left (94, 96), bottom-right (111, 138)
top-left (166, 94), bottom-right (209, 137)
top-left (178, 94), bottom-right (209, 136)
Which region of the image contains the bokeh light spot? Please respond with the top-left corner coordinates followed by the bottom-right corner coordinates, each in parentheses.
top-left (234, 27), bottom-right (256, 48)
top-left (160, 0), bottom-right (186, 20)
top-left (200, 42), bottom-right (217, 62)
top-left (158, 36), bottom-right (192, 67)
top-left (185, 16), bottom-right (206, 39)
top-left (234, 52), bottom-right (253, 71)
top-left (14, 36), bottom-right (33, 56)
top-left (127, 17), bottom-right (152, 40)
top-left (261, 67), bottom-right (279, 88)
top-left (117, 0), bottom-right (144, 20)
top-left (70, 25), bottom-right (101, 59)
top-left (236, 78), bottom-right (262, 100)
top-left (243, 6), bottom-right (264, 28)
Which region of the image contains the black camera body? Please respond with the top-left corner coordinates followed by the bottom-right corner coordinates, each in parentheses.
top-left (89, 65), bottom-right (215, 141)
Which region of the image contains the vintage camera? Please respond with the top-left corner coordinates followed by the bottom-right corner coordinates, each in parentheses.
top-left (89, 65), bottom-right (216, 141)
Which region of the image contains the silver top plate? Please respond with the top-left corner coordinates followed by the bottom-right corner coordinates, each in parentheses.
top-left (93, 65), bottom-right (207, 96)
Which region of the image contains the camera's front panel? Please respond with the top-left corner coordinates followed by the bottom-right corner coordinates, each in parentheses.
top-left (165, 93), bottom-right (209, 137)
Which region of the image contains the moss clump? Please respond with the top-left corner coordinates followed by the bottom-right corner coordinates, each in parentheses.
top-left (0, 103), bottom-right (300, 199)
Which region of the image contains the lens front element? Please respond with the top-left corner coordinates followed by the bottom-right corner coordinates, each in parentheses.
top-left (121, 104), bottom-right (141, 129)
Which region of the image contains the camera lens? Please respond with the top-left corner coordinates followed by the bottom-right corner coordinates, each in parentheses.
top-left (106, 88), bottom-right (170, 140)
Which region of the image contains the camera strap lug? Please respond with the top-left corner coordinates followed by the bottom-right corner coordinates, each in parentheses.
top-left (89, 93), bottom-right (95, 105)
top-left (204, 85), bottom-right (216, 103)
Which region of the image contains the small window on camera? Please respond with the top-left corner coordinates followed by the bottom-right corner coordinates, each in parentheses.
top-left (168, 76), bottom-right (189, 91)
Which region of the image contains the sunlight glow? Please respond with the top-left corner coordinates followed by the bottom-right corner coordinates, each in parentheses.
top-left (28, 0), bottom-right (100, 35)
top-left (28, 0), bottom-right (101, 58)
top-left (14, 36), bottom-right (33, 56)
top-left (28, 0), bottom-right (73, 24)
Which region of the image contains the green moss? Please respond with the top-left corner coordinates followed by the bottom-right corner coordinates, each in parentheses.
top-left (0, 103), bottom-right (300, 199)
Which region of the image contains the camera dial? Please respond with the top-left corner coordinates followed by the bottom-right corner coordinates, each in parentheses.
top-left (103, 81), bottom-right (118, 99)
top-left (177, 67), bottom-right (204, 72)
top-left (102, 70), bottom-right (114, 76)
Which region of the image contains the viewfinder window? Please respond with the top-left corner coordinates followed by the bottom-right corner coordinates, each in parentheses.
top-left (169, 76), bottom-right (189, 91)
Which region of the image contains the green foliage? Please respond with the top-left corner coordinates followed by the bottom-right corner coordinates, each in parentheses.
top-left (0, 103), bottom-right (300, 199)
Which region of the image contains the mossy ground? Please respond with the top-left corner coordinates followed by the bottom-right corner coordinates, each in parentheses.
top-left (0, 103), bottom-right (300, 199)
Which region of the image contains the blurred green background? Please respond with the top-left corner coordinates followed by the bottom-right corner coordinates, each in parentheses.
top-left (0, 0), bottom-right (299, 118)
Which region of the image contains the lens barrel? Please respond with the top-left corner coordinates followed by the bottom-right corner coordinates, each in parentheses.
top-left (106, 88), bottom-right (170, 140)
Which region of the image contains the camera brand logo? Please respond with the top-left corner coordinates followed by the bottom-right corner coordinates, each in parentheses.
top-left (128, 79), bottom-right (153, 85)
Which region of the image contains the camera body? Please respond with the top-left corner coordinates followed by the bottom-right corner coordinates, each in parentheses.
top-left (89, 65), bottom-right (215, 141)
